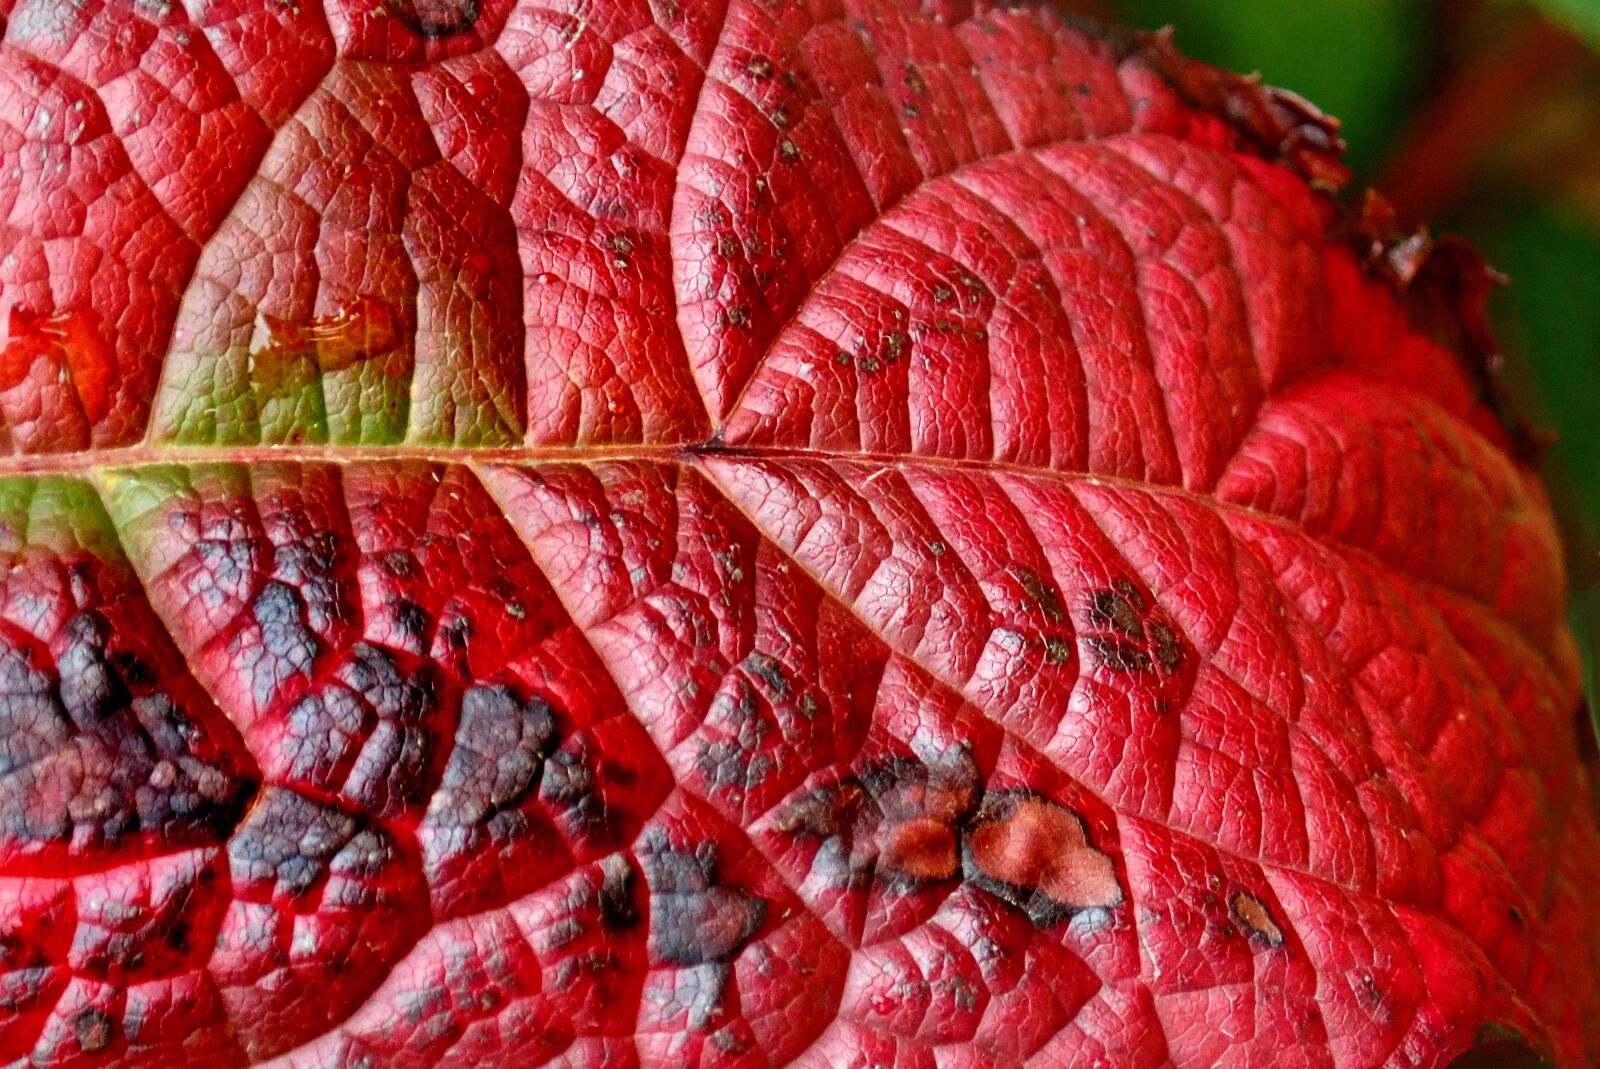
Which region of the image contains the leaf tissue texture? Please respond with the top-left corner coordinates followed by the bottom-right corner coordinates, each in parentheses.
top-left (0, 1), bottom-right (1594, 1066)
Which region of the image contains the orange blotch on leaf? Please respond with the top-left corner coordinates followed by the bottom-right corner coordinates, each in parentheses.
top-left (0, 305), bottom-right (115, 426)
top-left (965, 794), bottom-right (1122, 923)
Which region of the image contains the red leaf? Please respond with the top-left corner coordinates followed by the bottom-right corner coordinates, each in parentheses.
top-left (0, 3), bottom-right (1593, 1067)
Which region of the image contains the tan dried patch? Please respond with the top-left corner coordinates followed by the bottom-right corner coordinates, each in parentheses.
top-left (1231, 891), bottom-right (1286, 947)
top-left (879, 816), bottom-right (961, 882)
top-left (777, 749), bottom-right (978, 888)
top-left (964, 794), bottom-right (1122, 925)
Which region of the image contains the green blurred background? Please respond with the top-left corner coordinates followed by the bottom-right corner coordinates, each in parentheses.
top-left (1068, 0), bottom-right (1600, 720)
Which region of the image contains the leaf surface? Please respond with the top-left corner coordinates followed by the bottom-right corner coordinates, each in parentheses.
top-left (0, 2), bottom-right (1596, 1067)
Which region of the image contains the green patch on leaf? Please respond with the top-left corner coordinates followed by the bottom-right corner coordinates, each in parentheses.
top-left (0, 476), bottom-right (122, 561)
top-left (1528, 0), bottom-right (1600, 51)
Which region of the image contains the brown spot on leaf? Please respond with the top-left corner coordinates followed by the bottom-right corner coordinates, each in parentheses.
top-left (902, 62), bottom-right (928, 96)
top-left (780, 755), bottom-right (1121, 929)
top-left (1088, 588), bottom-right (1144, 637)
top-left (384, 0), bottom-right (480, 36)
top-left (1081, 581), bottom-right (1185, 676)
top-left (962, 792), bottom-right (1122, 927)
top-left (1083, 636), bottom-right (1153, 672)
top-left (1230, 891), bottom-right (1285, 947)
top-left (1148, 621), bottom-right (1182, 671)
top-left (883, 330), bottom-right (908, 364)
top-left (1013, 567), bottom-right (1066, 622)
top-left (73, 1009), bottom-right (116, 1053)
top-left (778, 748), bottom-right (979, 889)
